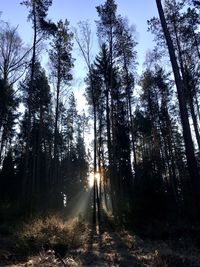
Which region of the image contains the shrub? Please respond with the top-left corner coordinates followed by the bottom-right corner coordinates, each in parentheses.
top-left (17, 214), bottom-right (88, 255)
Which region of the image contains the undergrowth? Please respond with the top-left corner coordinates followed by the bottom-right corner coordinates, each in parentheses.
top-left (15, 214), bottom-right (88, 256)
top-left (1, 212), bottom-right (200, 266)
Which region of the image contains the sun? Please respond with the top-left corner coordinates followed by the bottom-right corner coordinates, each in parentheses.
top-left (88, 172), bottom-right (100, 188)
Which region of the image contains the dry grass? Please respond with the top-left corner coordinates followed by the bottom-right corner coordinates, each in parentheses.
top-left (119, 229), bottom-right (200, 267)
top-left (1, 215), bottom-right (200, 266)
top-left (16, 214), bottom-right (88, 255)
top-left (7, 250), bottom-right (80, 267)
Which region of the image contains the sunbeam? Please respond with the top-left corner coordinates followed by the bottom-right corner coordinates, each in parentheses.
top-left (65, 188), bottom-right (93, 220)
top-left (88, 172), bottom-right (101, 188)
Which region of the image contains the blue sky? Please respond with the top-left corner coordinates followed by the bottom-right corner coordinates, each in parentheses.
top-left (0, 0), bottom-right (158, 109)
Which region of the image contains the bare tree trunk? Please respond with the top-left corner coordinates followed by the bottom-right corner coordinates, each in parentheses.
top-left (93, 178), bottom-right (97, 224)
top-left (93, 105), bottom-right (97, 225)
top-left (189, 92), bottom-right (200, 150)
top-left (54, 76), bottom-right (60, 185)
top-left (123, 55), bottom-right (137, 172)
top-left (98, 107), bottom-right (103, 206)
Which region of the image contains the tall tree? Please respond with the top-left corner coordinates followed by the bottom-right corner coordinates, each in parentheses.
top-left (19, 62), bottom-right (52, 208)
top-left (21, 0), bottom-right (56, 205)
top-left (155, 0), bottom-right (200, 214)
top-left (49, 19), bottom-right (73, 206)
top-left (114, 15), bottom-right (138, 170)
top-left (75, 21), bottom-right (102, 224)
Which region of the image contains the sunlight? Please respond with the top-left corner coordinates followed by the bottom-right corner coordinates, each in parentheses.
top-left (65, 190), bottom-right (92, 219)
top-left (88, 172), bottom-right (101, 188)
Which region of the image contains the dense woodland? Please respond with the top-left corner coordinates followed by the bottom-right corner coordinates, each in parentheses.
top-left (1, 0), bottom-right (200, 247)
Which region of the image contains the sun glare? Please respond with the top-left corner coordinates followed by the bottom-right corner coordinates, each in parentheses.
top-left (88, 172), bottom-right (101, 188)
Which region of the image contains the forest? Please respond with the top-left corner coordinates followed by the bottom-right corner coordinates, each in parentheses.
top-left (0, 0), bottom-right (200, 266)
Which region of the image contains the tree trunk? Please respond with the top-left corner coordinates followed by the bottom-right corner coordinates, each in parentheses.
top-left (54, 52), bottom-right (61, 188)
top-left (172, 13), bottom-right (200, 152)
top-left (23, 1), bottom-right (37, 205)
top-left (188, 92), bottom-right (200, 151)
top-left (93, 104), bottom-right (97, 225)
top-left (156, 0), bottom-right (200, 214)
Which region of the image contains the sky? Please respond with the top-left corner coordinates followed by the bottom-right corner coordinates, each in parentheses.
top-left (0, 0), bottom-right (158, 110)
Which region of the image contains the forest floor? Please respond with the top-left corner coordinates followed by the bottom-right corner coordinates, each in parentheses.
top-left (1, 212), bottom-right (200, 267)
top-left (1, 190), bottom-right (200, 267)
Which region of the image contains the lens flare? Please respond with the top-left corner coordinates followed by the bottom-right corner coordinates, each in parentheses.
top-left (88, 172), bottom-right (100, 188)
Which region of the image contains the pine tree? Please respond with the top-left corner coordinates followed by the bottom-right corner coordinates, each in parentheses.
top-left (49, 19), bottom-right (73, 194)
top-left (155, 0), bottom-right (200, 216)
top-left (22, 0), bottom-right (56, 207)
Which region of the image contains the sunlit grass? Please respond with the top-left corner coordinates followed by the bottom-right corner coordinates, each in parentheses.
top-left (17, 214), bottom-right (89, 253)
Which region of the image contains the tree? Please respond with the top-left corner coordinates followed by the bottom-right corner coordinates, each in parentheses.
top-left (96, 0), bottom-right (117, 171)
top-left (114, 15), bottom-right (138, 170)
top-left (60, 95), bottom-right (89, 208)
top-left (149, 1), bottom-right (200, 152)
top-left (0, 80), bottom-right (18, 165)
top-left (0, 22), bottom-right (26, 165)
top-left (0, 22), bottom-right (28, 85)
top-left (49, 19), bottom-right (73, 198)
top-left (19, 62), bottom-right (52, 209)
top-left (155, 0), bottom-right (200, 215)
top-left (74, 21), bottom-right (101, 224)
top-left (22, 0), bottom-right (56, 206)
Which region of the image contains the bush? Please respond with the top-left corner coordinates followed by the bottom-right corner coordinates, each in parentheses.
top-left (17, 214), bottom-right (88, 256)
